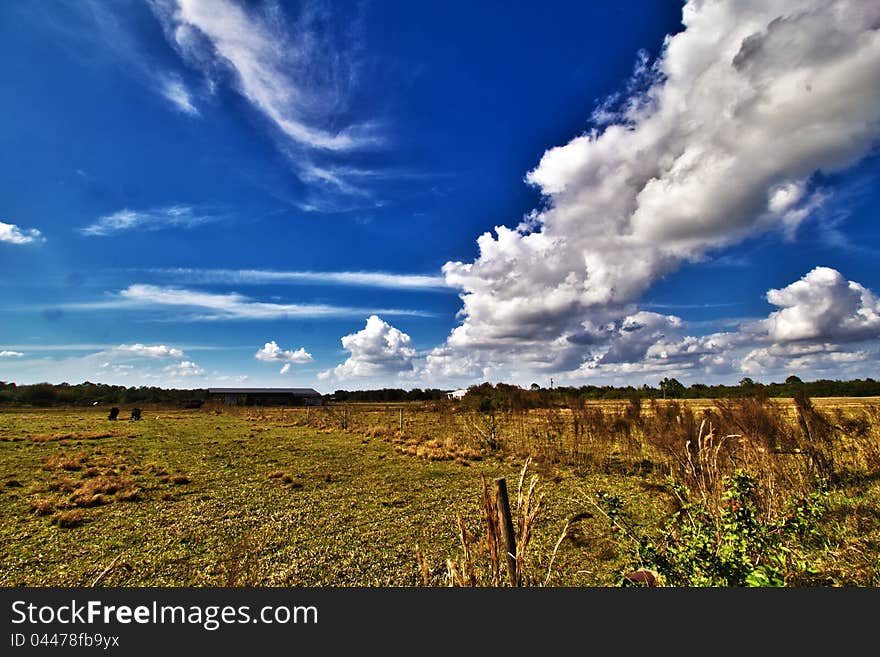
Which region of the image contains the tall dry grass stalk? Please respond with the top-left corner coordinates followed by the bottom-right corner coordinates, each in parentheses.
top-left (437, 459), bottom-right (551, 587)
top-left (514, 458), bottom-right (542, 586)
top-left (682, 419), bottom-right (731, 509)
top-left (299, 395), bottom-right (877, 520)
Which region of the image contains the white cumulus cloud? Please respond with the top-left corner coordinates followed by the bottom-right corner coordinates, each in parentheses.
top-left (255, 340), bottom-right (313, 374)
top-left (0, 350), bottom-right (25, 358)
top-left (164, 360), bottom-right (205, 377)
top-left (563, 267), bottom-right (880, 384)
top-left (320, 315), bottom-right (417, 381)
top-left (762, 266), bottom-right (880, 343)
top-left (255, 341), bottom-right (313, 364)
top-left (433, 0), bottom-right (880, 383)
top-left (0, 221), bottom-right (44, 245)
top-left (115, 343), bottom-right (185, 359)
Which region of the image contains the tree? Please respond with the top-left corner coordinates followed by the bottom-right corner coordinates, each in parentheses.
top-left (17, 383), bottom-right (58, 406)
top-left (659, 377), bottom-right (685, 399)
top-left (530, 383), bottom-right (541, 391)
top-left (785, 375), bottom-right (804, 385)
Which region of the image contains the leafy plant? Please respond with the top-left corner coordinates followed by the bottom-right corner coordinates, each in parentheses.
top-left (598, 470), bottom-right (829, 586)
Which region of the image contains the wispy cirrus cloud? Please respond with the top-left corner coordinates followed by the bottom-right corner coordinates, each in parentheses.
top-left (0, 343), bottom-right (223, 353)
top-left (149, 0), bottom-right (396, 211)
top-left (31, 0), bottom-right (202, 117)
top-left (160, 74), bottom-right (199, 116)
top-left (80, 205), bottom-right (218, 236)
top-left (151, 0), bottom-right (376, 152)
top-left (143, 267), bottom-right (451, 291)
top-left (61, 284), bottom-right (434, 320)
top-left (0, 221), bottom-right (45, 245)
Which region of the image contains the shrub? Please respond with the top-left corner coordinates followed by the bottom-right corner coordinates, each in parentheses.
top-left (600, 470), bottom-right (829, 586)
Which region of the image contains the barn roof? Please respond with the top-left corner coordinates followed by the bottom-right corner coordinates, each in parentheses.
top-left (207, 387), bottom-right (321, 396)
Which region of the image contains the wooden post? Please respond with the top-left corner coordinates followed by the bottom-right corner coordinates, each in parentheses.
top-left (494, 477), bottom-right (518, 586)
top-left (399, 408), bottom-right (403, 431)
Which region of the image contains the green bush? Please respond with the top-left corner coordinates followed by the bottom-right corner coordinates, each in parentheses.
top-left (599, 471), bottom-right (829, 586)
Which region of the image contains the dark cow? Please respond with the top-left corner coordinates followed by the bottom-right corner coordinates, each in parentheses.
top-left (108, 407), bottom-right (119, 421)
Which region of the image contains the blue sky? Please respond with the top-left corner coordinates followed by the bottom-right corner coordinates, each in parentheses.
top-left (1, 0), bottom-right (879, 392)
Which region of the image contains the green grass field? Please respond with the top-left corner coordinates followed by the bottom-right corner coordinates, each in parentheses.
top-left (0, 406), bottom-right (673, 586)
top-left (2, 400), bottom-right (878, 586)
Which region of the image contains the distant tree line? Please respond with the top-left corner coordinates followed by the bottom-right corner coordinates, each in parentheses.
top-left (328, 388), bottom-right (449, 403)
top-left (1, 375), bottom-right (878, 408)
top-left (460, 375), bottom-right (880, 411)
top-left (0, 381), bottom-right (207, 407)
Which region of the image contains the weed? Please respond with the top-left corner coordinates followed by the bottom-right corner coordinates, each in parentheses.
top-left (598, 471), bottom-right (830, 586)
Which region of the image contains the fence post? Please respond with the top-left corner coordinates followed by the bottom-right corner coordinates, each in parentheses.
top-left (399, 408), bottom-right (403, 432)
top-left (494, 477), bottom-right (518, 586)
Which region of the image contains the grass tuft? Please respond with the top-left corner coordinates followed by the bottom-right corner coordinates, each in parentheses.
top-left (50, 510), bottom-right (86, 528)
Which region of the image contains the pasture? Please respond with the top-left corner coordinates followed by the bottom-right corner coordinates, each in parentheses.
top-left (1, 396), bottom-right (879, 586)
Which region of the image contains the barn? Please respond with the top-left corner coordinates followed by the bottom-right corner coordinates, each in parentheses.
top-left (207, 387), bottom-right (323, 406)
